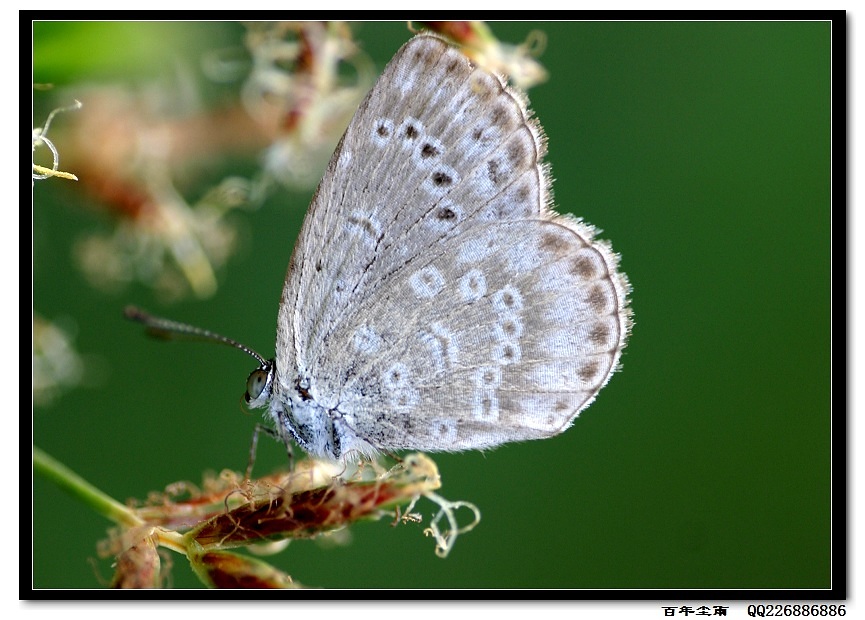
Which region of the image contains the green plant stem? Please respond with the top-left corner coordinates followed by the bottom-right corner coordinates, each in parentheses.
top-left (33, 446), bottom-right (143, 528)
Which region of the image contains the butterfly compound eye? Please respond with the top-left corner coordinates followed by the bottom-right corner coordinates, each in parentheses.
top-left (245, 366), bottom-right (272, 405)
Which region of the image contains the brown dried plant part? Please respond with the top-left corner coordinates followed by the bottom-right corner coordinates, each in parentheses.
top-left (35, 447), bottom-right (476, 588)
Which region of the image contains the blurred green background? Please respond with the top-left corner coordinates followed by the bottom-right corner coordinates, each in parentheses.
top-left (32, 21), bottom-right (831, 590)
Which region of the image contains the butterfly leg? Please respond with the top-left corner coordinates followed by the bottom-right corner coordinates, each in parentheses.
top-left (244, 423), bottom-right (285, 480)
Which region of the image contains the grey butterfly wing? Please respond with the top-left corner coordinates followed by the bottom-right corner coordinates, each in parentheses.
top-left (329, 217), bottom-right (629, 451)
top-left (278, 34), bottom-right (547, 367)
top-left (275, 34), bottom-right (630, 453)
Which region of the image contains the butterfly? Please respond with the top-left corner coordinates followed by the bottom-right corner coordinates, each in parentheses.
top-left (131, 33), bottom-right (631, 463)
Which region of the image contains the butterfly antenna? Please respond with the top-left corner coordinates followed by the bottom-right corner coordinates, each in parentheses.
top-left (124, 305), bottom-right (268, 366)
